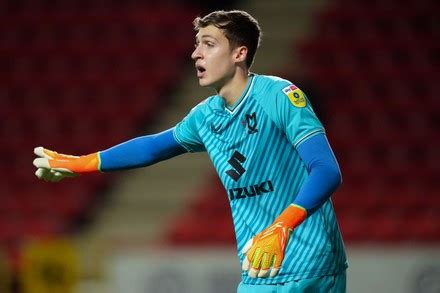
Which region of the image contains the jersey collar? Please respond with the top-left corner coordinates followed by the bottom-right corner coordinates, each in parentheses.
top-left (225, 73), bottom-right (255, 114)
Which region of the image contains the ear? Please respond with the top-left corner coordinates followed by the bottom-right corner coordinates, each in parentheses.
top-left (233, 46), bottom-right (248, 64)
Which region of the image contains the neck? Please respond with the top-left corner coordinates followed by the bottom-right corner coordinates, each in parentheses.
top-left (217, 68), bottom-right (249, 106)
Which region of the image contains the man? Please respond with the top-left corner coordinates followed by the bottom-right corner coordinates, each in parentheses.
top-left (34, 10), bottom-right (347, 292)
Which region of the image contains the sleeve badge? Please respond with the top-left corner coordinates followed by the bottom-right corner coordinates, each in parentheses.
top-left (282, 84), bottom-right (306, 108)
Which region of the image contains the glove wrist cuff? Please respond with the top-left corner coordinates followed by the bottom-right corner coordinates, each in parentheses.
top-left (275, 204), bottom-right (307, 230)
top-left (50, 152), bottom-right (100, 173)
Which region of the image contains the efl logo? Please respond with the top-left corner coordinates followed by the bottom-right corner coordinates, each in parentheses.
top-left (282, 84), bottom-right (306, 108)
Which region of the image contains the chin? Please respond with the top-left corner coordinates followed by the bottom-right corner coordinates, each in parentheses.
top-left (198, 78), bottom-right (213, 87)
top-left (198, 75), bottom-right (222, 89)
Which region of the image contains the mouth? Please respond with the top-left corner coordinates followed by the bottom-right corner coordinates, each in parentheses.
top-left (196, 64), bottom-right (206, 78)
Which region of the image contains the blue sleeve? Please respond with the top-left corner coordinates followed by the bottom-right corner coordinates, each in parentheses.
top-left (293, 133), bottom-right (342, 214)
top-left (99, 128), bottom-right (187, 172)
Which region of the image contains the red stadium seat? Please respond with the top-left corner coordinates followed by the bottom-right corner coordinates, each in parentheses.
top-left (1, 0), bottom-right (199, 276)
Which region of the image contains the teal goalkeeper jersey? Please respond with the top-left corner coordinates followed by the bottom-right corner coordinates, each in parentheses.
top-left (173, 74), bottom-right (347, 285)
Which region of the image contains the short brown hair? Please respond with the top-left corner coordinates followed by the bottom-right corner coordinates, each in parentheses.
top-left (193, 10), bottom-right (262, 68)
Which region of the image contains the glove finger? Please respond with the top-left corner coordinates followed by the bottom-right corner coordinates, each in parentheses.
top-left (270, 267), bottom-right (280, 278)
top-left (261, 252), bottom-right (272, 270)
top-left (258, 253), bottom-right (271, 278)
top-left (270, 254), bottom-right (281, 277)
top-left (248, 248), bottom-right (266, 278)
top-left (52, 172), bottom-right (64, 182)
top-left (53, 170), bottom-right (77, 181)
top-left (251, 248), bottom-right (263, 270)
top-left (40, 170), bottom-right (51, 182)
top-left (51, 167), bottom-right (74, 174)
top-left (241, 237), bottom-right (254, 254)
top-left (36, 168), bottom-right (56, 181)
top-left (44, 170), bottom-right (55, 181)
top-left (248, 268), bottom-right (259, 278)
top-left (273, 251), bottom-right (284, 269)
top-left (35, 168), bottom-right (46, 179)
top-left (33, 158), bottom-right (75, 175)
top-left (242, 256), bottom-right (250, 271)
top-left (33, 158), bottom-right (50, 169)
top-left (34, 146), bottom-right (49, 158)
top-left (243, 245), bottom-right (260, 273)
top-left (258, 269), bottom-right (269, 278)
top-left (44, 169), bottom-right (58, 182)
top-left (35, 146), bottom-right (79, 160)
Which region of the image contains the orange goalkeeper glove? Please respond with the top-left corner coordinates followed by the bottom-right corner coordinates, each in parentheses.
top-left (33, 147), bottom-right (100, 182)
top-left (241, 204), bottom-right (307, 278)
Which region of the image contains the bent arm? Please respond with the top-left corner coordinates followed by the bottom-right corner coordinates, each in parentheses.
top-left (269, 133), bottom-right (341, 231)
top-left (292, 132), bottom-right (342, 214)
top-left (241, 133), bottom-right (342, 278)
top-left (100, 128), bottom-right (187, 171)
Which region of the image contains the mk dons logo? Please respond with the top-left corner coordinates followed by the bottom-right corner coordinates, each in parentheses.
top-left (244, 112), bottom-right (258, 134)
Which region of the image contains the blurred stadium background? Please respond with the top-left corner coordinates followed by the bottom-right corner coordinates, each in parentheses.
top-left (1, 0), bottom-right (439, 292)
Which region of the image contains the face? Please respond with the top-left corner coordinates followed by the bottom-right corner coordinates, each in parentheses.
top-left (191, 25), bottom-right (238, 89)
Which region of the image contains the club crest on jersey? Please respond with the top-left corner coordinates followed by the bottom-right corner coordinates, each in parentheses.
top-left (244, 112), bottom-right (258, 134)
top-left (282, 85), bottom-right (306, 108)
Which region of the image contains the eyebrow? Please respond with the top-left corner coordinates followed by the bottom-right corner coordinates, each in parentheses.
top-left (195, 34), bottom-right (217, 42)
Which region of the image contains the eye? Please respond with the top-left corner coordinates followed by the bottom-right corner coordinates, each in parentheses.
top-left (202, 40), bottom-right (214, 48)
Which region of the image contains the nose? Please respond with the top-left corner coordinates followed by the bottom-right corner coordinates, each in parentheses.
top-left (191, 45), bottom-right (202, 60)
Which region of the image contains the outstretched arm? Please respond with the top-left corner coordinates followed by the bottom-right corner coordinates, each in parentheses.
top-left (33, 128), bottom-right (187, 182)
top-left (242, 133), bottom-right (342, 278)
top-left (99, 128), bottom-right (186, 171)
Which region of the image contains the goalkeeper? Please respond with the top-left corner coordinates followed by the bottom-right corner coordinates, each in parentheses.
top-left (34, 10), bottom-right (347, 293)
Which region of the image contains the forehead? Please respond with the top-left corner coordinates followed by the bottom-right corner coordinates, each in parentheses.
top-left (195, 25), bottom-right (227, 41)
